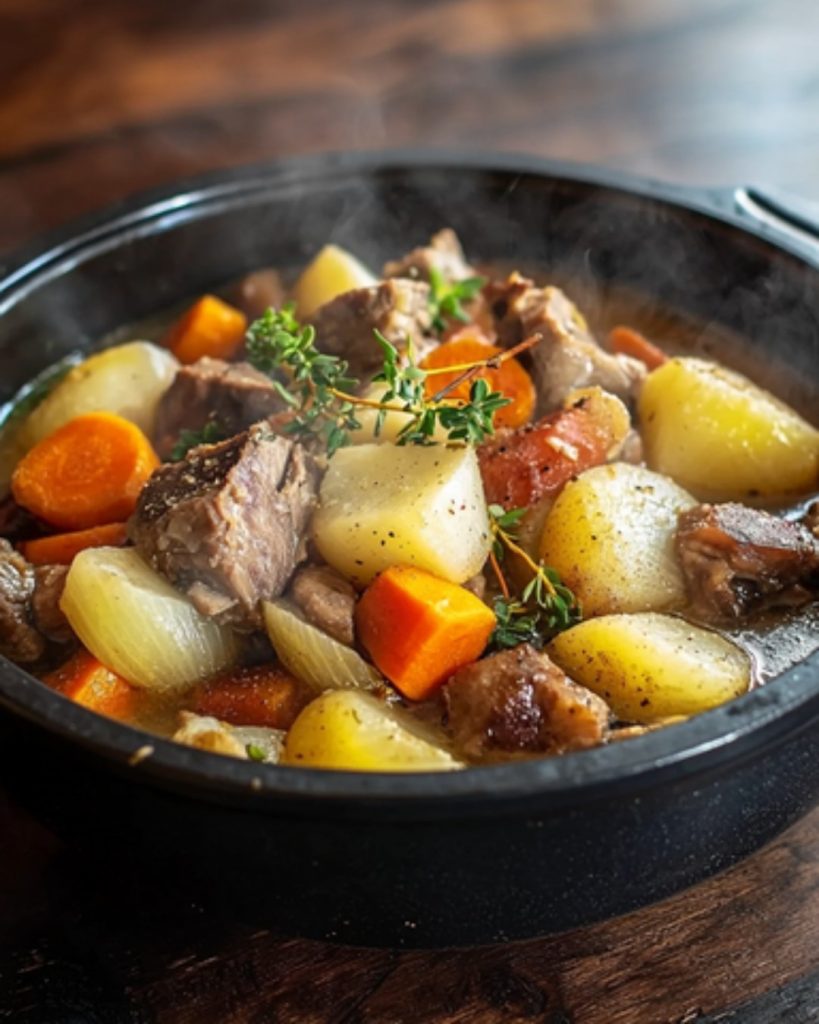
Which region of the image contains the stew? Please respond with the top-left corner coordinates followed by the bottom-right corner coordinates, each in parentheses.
top-left (1, 228), bottom-right (817, 771)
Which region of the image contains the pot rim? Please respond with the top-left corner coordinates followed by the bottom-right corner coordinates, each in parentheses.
top-left (1, 148), bottom-right (817, 811)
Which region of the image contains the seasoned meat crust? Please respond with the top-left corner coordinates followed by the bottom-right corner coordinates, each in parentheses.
top-left (443, 644), bottom-right (610, 760)
top-left (153, 357), bottom-right (285, 459)
top-left (676, 503), bottom-right (819, 620)
top-left (383, 228), bottom-right (476, 284)
top-left (485, 273), bottom-right (645, 412)
top-left (0, 541), bottom-right (71, 662)
top-left (0, 539), bottom-right (42, 662)
top-left (289, 564), bottom-right (356, 646)
top-left (130, 423), bottom-right (319, 628)
top-left (311, 279), bottom-right (433, 379)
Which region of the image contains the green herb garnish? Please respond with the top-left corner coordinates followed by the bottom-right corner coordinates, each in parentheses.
top-left (427, 268), bottom-right (486, 333)
top-left (245, 306), bottom-right (520, 453)
top-left (487, 504), bottom-right (582, 650)
top-left (169, 420), bottom-right (225, 461)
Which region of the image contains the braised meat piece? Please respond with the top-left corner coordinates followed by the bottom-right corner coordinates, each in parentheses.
top-left (228, 268), bottom-right (286, 321)
top-left (130, 424), bottom-right (319, 629)
top-left (676, 503), bottom-right (819, 620)
top-left (0, 542), bottom-right (72, 662)
top-left (289, 564), bottom-right (356, 646)
top-left (0, 539), bottom-right (43, 663)
top-left (804, 501), bottom-right (819, 539)
top-left (311, 279), bottom-right (433, 379)
top-left (484, 273), bottom-right (645, 412)
top-left (384, 228), bottom-right (476, 284)
top-left (31, 564), bottom-right (72, 644)
top-left (443, 644), bottom-right (610, 760)
top-left (153, 357), bottom-right (285, 459)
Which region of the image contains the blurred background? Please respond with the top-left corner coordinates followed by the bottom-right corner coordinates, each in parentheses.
top-left (2, 0), bottom-right (819, 254)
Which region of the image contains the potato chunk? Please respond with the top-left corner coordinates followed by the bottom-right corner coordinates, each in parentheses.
top-left (639, 357), bottom-right (819, 501)
top-left (17, 342), bottom-right (179, 452)
top-left (283, 690), bottom-right (463, 771)
top-left (292, 244), bottom-right (377, 320)
top-left (539, 463), bottom-right (696, 617)
top-left (548, 612), bottom-right (751, 723)
top-left (312, 444), bottom-right (492, 586)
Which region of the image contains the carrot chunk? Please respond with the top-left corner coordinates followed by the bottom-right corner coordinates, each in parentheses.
top-left (356, 566), bottom-right (496, 701)
top-left (42, 649), bottom-right (138, 720)
top-left (192, 663), bottom-right (313, 730)
top-left (608, 325), bottom-right (668, 370)
top-left (420, 332), bottom-right (536, 429)
top-left (11, 412), bottom-right (159, 531)
top-left (20, 522), bottom-right (128, 566)
top-left (478, 406), bottom-right (612, 510)
top-left (164, 295), bottom-right (248, 364)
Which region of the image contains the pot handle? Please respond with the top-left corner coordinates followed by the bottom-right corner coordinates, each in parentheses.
top-left (731, 185), bottom-right (819, 250)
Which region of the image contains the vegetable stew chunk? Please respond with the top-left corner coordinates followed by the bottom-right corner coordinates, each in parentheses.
top-left (130, 424), bottom-right (318, 628)
top-left (384, 228), bottom-right (476, 283)
top-left (443, 643), bottom-right (610, 760)
top-left (288, 564), bottom-right (356, 646)
top-left (0, 539), bottom-right (43, 662)
top-left (0, 541), bottom-right (71, 662)
top-left (153, 357), bottom-right (285, 459)
top-left (485, 273), bottom-right (645, 411)
top-left (675, 503), bottom-right (819, 620)
top-left (311, 279), bottom-right (433, 379)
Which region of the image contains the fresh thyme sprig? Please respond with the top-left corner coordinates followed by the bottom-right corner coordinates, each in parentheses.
top-left (428, 268), bottom-right (486, 333)
top-left (245, 306), bottom-right (521, 453)
top-left (245, 305), bottom-right (361, 455)
top-left (487, 503), bottom-right (582, 650)
top-left (169, 420), bottom-right (226, 461)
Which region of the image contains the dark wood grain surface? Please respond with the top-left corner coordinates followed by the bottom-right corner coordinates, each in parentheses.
top-left (1, 1), bottom-right (818, 1021)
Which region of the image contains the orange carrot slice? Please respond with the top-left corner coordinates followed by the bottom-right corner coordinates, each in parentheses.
top-left (42, 649), bottom-right (138, 720)
top-left (478, 405), bottom-right (612, 510)
top-left (356, 565), bottom-right (496, 701)
top-left (164, 295), bottom-right (248, 364)
top-left (420, 332), bottom-right (536, 429)
top-left (609, 325), bottom-right (668, 370)
top-left (20, 522), bottom-right (128, 566)
top-left (11, 412), bottom-right (159, 531)
top-left (192, 663), bottom-right (313, 730)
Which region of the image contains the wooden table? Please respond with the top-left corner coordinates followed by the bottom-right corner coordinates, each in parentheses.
top-left (2, 1), bottom-right (818, 1020)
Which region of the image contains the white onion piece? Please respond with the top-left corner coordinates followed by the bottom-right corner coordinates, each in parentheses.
top-left (263, 599), bottom-right (381, 692)
top-left (61, 547), bottom-right (239, 693)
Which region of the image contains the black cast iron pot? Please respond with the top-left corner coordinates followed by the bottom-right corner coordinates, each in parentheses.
top-left (1, 152), bottom-right (818, 948)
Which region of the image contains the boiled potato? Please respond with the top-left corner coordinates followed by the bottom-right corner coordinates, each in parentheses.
top-left (61, 547), bottom-right (239, 693)
top-left (283, 690), bottom-right (463, 771)
top-left (292, 244), bottom-right (377, 320)
top-left (548, 612), bottom-right (750, 723)
top-left (347, 383), bottom-right (449, 445)
top-left (639, 356), bottom-right (819, 501)
top-left (17, 341), bottom-right (179, 453)
top-left (539, 463), bottom-right (696, 617)
top-left (313, 443), bottom-right (491, 586)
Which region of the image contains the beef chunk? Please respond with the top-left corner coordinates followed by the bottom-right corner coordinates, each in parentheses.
top-left (443, 644), bottom-right (610, 761)
top-left (228, 268), bottom-right (286, 321)
top-left (384, 228), bottom-right (476, 284)
top-left (130, 424), bottom-right (319, 628)
top-left (484, 273), bottom-right (645, 411)
top-left (311, 279), bottom-right (433, 379)
top-left (31, 564), bottom-right (72, 644)
top-left (676, 503), bottom-right (819, 620)
top-left (153, 357), bottom-right (285, 460)
top-left (0, 539), bottom-right (43, 663)
top-left (289, 564), bottom-right (356, 646)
